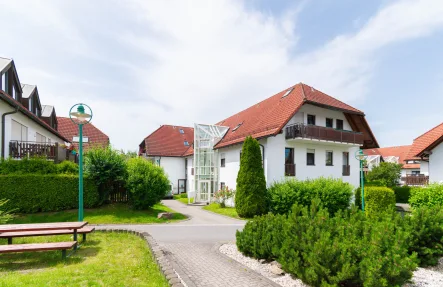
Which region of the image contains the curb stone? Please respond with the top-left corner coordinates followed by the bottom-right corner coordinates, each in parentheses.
top-left (97, 229), bottom-right (185, 287)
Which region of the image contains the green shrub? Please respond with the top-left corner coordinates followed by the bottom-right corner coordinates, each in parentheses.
top-left (0, 174), bottom-right (98, 213)
top-left (179, 193), bottom-right (187, 199)
top-left (56, 160), bottom-right (78, 174)
top-left (126, 157), bottom-right (169, 210)
top-left (392, 186), bottom-right (411, 203)
top-left (366, 162), bottom-right (402, 187)
top-left (409, 184), bottom-right (443, 208)
top-left (235, 136), bottom-right (267, 218)
top-left (0, 157), bottom-right (58, 174)
top-left (0, 199), bottom-right (13, 224)
top-left (237, 200), bottom-right (417, 287)
top-left (268, 177), bottom-right (352, 215)
top-left (365, 180), bottom-right (385, 187)
top-left (365, 186), bottom-right (396, 217)
top-left (85, 146), bottom-right (127, 204)
top-left (403, 205), bottom-right (443, 266)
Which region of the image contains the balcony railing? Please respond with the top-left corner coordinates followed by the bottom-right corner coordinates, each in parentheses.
top-left (285, 123), bottom-right (364, 145)
top-left (8, 141), bottom-right (72, 162)
top-left (285, 163), bottom-right (296, 176)
top-left (342, 165), bottom-right (350, 176)
top-left (401, 174), bottom-right (429, 186)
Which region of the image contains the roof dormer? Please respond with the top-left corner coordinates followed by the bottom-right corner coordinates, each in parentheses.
top-left (21, 84), bottom-right (42, 116)
top-left (0, 57), bottom-right (22, 102)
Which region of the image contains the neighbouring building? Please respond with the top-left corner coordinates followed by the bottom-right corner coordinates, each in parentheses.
top-left (363, 145), bottom-right (421, 185)
top-left (57, 117), bottom-right (110, 151)
top-left (0, 57), bottom-right (71, 161)
top-left (140, 83), bottom-right (379, 203)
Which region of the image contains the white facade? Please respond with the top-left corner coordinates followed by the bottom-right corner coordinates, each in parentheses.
top-left (429, 142), bottom-right (443, 183)
top-left (420, 161), bottom-right (429, 176)
top-left (147, 155), bottom-right (188, 195)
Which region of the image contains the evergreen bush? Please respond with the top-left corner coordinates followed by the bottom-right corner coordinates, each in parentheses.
top-left (0, 157), bottom-right (57, 174)
top-left (126, 157), bottom-right (169, 210)
top-left (409, 184), bottom-right (443, 208)
top-left (235, 136), bottom-right (267, 218)
top-left (365, 186), bottom-right (396, 217)
top-left (392, 186), bottom-right (411, 203)
top-left (0, 174), bottom-right (98, 213)
top-left (268, 178), bottom-right (352, 215)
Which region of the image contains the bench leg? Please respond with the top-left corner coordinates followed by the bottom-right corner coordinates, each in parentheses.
top-left (73, 230), bottom-right (78, 250)
top-left (82, 233), bottom-right (86, 242)
top-left (62, 250), bottom-right (67, 260)
top-left (7, 237), bottom-right (12, 245)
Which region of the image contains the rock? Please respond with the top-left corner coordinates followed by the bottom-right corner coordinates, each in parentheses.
top-left (270, 261), bottom-right (282, 268)
top-left (158, 212), bottom-right (173, 219)
top-left (270, 264), bottom-right (284, 275)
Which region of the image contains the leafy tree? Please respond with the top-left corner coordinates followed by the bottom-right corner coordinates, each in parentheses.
top-left (126, 157), bottom-right (169, 209)
top-left (366, 162), bottom-right (402, 187)
top-left (85, 146), bottom-right (127, 204)
top-left (235, 136), bottom-right (267, 217)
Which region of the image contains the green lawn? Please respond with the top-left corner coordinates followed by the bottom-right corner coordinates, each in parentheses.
top-left (202, 203), bottom-right (241, 219)
top-left (173, 195), bottom-right (193, 205)
top-left (10, 203), bottom-right (187, 224)
top-left (0, 232), bottom-right (168, 287)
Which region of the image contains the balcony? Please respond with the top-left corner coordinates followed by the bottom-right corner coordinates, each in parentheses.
top-left (285, 123), bottom-right (364, 145)
top-left (285, 163), bottom-right (296, 176)
top-left (342, 165), bottom-right (350, 176)
top-left (401, 174), bottom-right (429, 186)
top-left (9, 141), bottom-right (69, 162)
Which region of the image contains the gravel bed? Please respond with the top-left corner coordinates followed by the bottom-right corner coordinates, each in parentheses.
top-left (219, 244), bottom-right (443, 287)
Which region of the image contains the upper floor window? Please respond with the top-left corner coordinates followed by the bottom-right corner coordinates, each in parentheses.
top-left (29, 98), bottom-right (33, 113)
top-left (285, 147), bottom-right (295, 176)
top-left (220, 153), bottom-right (226, 167)
top-left (307, 149), bottom-right (315, 166)
top-left (336, 119), bottom-right (344, 130)
top-left (307, 114), bottom-right (316, 125)
top-left (11, 120), bottom-right (28, 142)
top-left (0, 73), bottom-right (5, 91)
top-left (326, 151), bottom-right (333, 166)
top-left (326, 118), bottom-right (333, 128)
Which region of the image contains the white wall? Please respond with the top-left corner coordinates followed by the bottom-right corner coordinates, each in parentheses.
top-left (159, 156), bottom-right (186, 194)
top-left (420, 161), bottom-right (429, 176)
top-left (185, 156), bottom-right (194, 193)
top-left (430, 142), bottom-right (443, 183)
top-left (287, 104), bottom-right (352, 130)
top-left (1, 101), bottom-right (65, 158)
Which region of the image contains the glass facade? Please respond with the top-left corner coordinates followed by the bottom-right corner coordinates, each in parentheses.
top-left (193, 124), bottom-right (229, 203)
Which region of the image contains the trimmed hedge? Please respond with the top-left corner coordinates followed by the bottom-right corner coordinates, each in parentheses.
top-left (409, 184), bottom-right (443, 208)
top-left (268, 177), bottom-right (353, 215)
top-left (365, 186), bottom-right (396, 217)
top-left (392, 186), bottom-right (411, 203)
top-left (0, 174), bottom-right (99, 213)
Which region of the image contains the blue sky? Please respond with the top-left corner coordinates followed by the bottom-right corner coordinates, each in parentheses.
top-left (0, 0), bottom-right (442, 151)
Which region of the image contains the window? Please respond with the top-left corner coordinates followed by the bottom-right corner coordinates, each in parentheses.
top-left (36, 133), bottom-right (46, 143)
top-left (0, 73), bottom-right (5, 91)
top-left (343, 152), bottom-right (349, 165)
top-left (179, 129), bottom-right (184, 134)
top-left (411, 171), bottom-right (420, 175)
top-left (184, 141), bottom-right (189, 146)
top-left (307, 149), bottom-right (315, 166)
top-left (326, 118), bottom-right (333, 128)
top-left (336, 119), bottom-right (344, 130)
top-left (342, 152), bottom-right (350, 176)
top-left (221, 153), bottom-right (226, 167)
top-left (282, 87), bottom-right (294, 98)
top-left (220, 182), bottom-right (226, 190)
top-left (285, 148), bottom-right (295, 176)
top-left (326, 151), bottom-right (333, 166)
top-left (11, 120), bottom-right (28, 142)
top-left (232, 122), bottom-right (243, 132)
top-left (307, 114), bottom-right (316, 125)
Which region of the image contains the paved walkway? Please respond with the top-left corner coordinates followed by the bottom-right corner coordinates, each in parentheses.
top-left (97, 200), bottom-right (280, 287)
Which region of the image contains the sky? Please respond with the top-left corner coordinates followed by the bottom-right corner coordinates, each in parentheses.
top-left (0, 0), bottom-right (442, 151)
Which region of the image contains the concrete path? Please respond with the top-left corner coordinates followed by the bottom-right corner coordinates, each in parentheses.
top-left (97, 200), bottom-right (280, 287)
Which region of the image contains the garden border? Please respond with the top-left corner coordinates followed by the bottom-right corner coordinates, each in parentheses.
top-left (98, 229), bottom-right (185, 287)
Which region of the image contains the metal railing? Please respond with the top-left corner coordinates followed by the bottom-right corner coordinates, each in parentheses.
top-left (285, 123), bottom-right (364, 145)
top-left (9, 141), bottom-right (58, 160)
top-left (401, 174), bottom-right (429, 186)
top-left (285, 163), bottom-right (296, 176)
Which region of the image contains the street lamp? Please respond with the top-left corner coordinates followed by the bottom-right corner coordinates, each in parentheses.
top-left (69, 103), bottom-right (92, 222)
top-left (355, 149), bottom-right (368, 212)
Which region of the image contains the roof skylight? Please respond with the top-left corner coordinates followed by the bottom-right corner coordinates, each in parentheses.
top-left (232, 122), bottom-right (243, 132)
top-left (282, 87), bottom-right (294, 98)
top-left (179, 129), bottom-right (184, 134)
top-left (184, 141), bottom-right (189, 146)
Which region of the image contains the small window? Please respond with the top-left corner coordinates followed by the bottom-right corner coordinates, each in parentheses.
top-left (184, 141), bottom-right (189, 146)
top-left (179, 129), bottom-right (184, 134)
top-left (326, 151), bottom-right (333, 166)
top-left (326, 118), bottom-right (333, 128)
top-left (411, 171), bottom-right (420, 175)
top-left (221, 153), bottom-right (226, 167)
top-left (232, 122), bottom-right (243, 132)
top-left (220, 182), bottom-right (226, 190)
top-left (336, 119), bottom-right (344, 130)
top-left (282, 87), bottom-right (294, 98)
top-left (307, 149), bottom-right (315, 166)
top-left (285, 148), bottom-right (294, 164)
top-left (307, 114), bottom-right (316, 125)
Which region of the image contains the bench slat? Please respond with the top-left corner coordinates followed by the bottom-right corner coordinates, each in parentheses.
top-left (0, 241), bottom-right (77, 253)
top-left (0, 227), bottom-right (95, 238)
top-left (0, 222), bottom-right (88, 233)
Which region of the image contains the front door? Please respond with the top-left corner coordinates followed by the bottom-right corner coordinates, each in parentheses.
top-left (198, 180), bottom-right (211, 202)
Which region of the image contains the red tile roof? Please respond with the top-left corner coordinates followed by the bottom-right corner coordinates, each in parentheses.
top-left (141, 125), bottom-right (194, 157)
top-left (214, 83), bottom-right (372, 149)
top-left (57, 117), bottom-right (109, 150)
top-left (407, 122), bottom-right (443, 159)
top-left (363, 145), bottom-right (419, 169)
top-left (0, 90), bottom-right (70, 142)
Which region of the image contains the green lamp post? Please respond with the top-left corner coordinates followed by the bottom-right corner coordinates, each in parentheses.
top-left (355, 149), bottom-right (368, 211)
top-left (69, 104), bottom-right (92, 222)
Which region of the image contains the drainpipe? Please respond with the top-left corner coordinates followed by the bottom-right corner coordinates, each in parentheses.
top-left (259, 143), bottom-right (265, 176)
top-left (1, 107), bottom-right (19, 159)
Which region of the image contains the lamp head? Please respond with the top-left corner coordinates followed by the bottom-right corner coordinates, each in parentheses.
top-left (70, 104), bottom-right (91, 123)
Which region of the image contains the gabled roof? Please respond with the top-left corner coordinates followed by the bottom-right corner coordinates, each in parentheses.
top-left (57, 117), bottom-right (109, 150)
top-left (41, 105), bottom-right (55, 117)
top-left (214, 83), bottom-right (377, 149)
top-left (140, 125), bottom-right (194, 157)
top-left (407, 122), bottom-right (443, 159)
top-left (0, 90), bottom-right (69, 142)
top-left (21, 84), bottom-right (36, 99)
top-left (364, 145), bottom-right (419, 169)
top-left (0, 57), bottom-right (12, 74)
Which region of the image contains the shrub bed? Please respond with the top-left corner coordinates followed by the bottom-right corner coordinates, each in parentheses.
top-left (267, 177), bottom-right (352, 215)
top-left (237, 200), bottom-right (417, 287)
top-left (392, 186), bottom-right (411, 203)
top-left (409, 184), bottom-right (443, 208)
top-left (365, 186), bottom-right (396, 217)
top-left (0, 174), bottom-right (98, 213)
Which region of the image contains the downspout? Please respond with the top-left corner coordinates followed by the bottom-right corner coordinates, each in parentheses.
top-left (1, 107), bottom-right (19, 159)
top-left (259, 143), bottom-right (265, 178)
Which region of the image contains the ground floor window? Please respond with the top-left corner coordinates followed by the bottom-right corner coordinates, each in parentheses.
top-left (220, 182), bottom-right (226, 190)
top-left (326, 150), bottom-right (333, 166)
top-left (285, 147), bottom-right (295, 176)
top-left (307, 149), bottom-right (315, 166)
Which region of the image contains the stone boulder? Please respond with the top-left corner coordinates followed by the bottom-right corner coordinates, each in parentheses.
top-left (158, 212), bottom-right (173, 219)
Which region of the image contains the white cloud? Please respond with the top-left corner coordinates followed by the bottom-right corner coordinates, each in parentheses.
top-left (0, 0), bottom-right (443, 150)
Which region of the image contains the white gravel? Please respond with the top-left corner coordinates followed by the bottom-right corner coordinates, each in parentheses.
top-left (219, 244), bottom-right (443, 287)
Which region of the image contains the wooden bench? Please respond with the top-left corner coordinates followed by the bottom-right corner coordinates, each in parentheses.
top-left (0, 241), bottom-right (77, 259)
top-left (0, 227), bottom-right (95, 245)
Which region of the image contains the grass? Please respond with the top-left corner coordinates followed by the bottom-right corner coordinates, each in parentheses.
top-left (202, 203), bottom-right (241, 219)
top-left (10, 203), bottom-right (187, 224)
top-left (0, 232), bottom-right (168, 287)
top-left (173, 194), bottom-right (194, 205)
